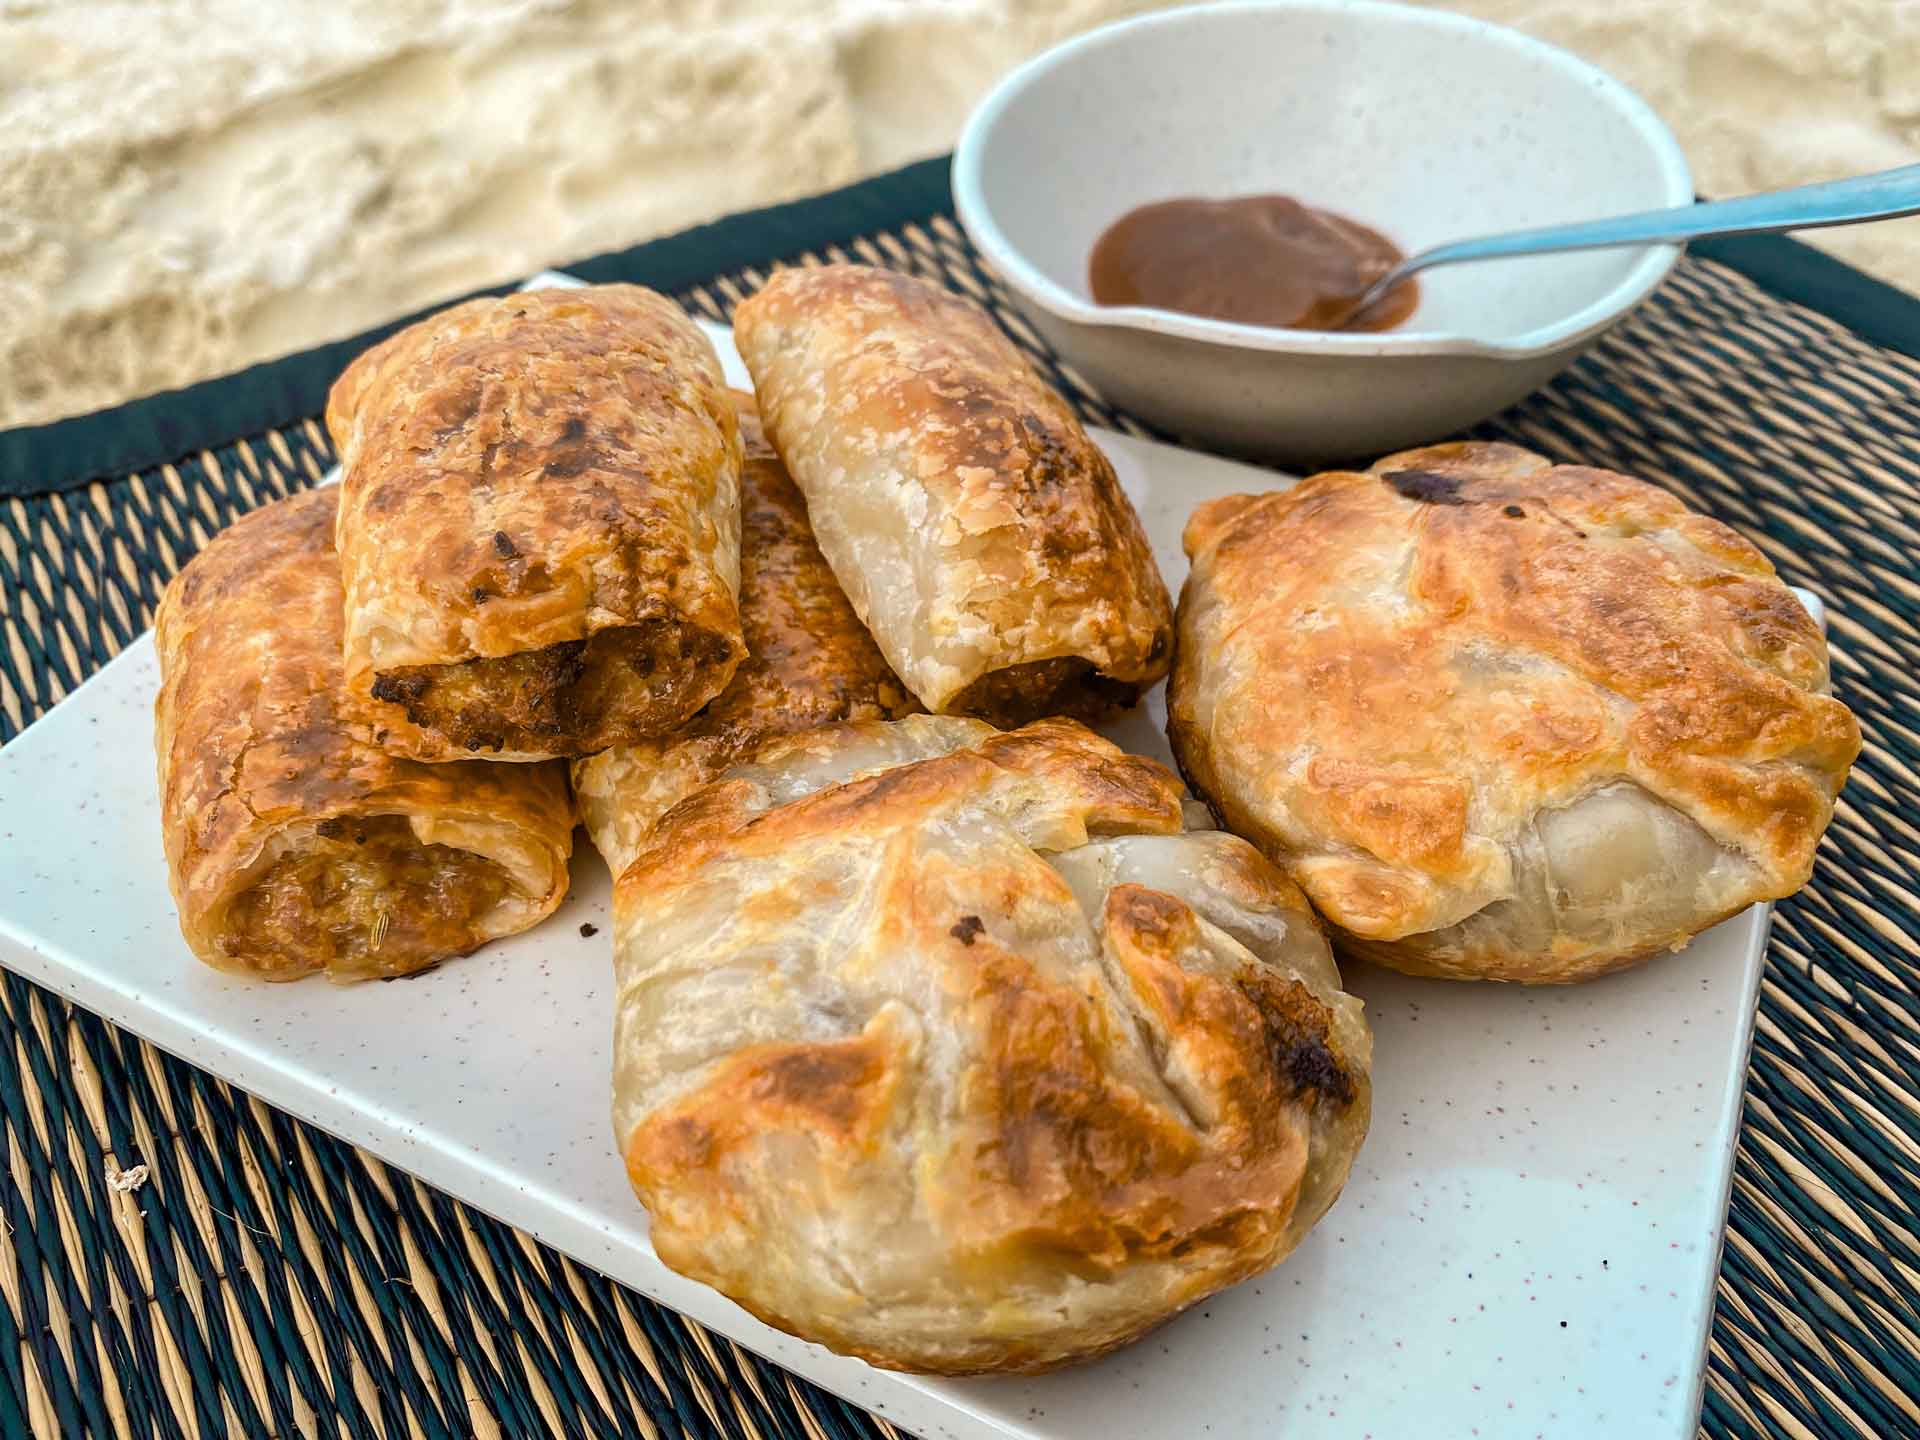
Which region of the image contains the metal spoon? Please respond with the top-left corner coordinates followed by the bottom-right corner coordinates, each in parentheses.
top-left (1337, 162), bottom-right (1920, 330)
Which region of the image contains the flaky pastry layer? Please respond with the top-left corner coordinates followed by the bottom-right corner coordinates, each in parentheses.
top-left (573, 395), bottom-right (918, 877)
top-left (327, 284), bottom-right (746, 761)
top-left (734, 265), bottom-right (1171, 725)
top-left (611, 715), bottom-right (1370, 1373)
top-left (1168, 442), bottom-right (1861, 982)
top-left (153, 489), bottom-right (574, 981)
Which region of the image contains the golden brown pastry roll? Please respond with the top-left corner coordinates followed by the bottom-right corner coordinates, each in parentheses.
top-left (154, 489), bottom-right (574, 982)
top-left (733, 264), bottom-right (1172, 726)
top-left (612, 715), bottom-right (1370, 1375)
top-left (1169, 442), bottom-right (1861, 983)
top-left (572, 393), bottom-right (919, 877)
top-left (327, 284), bottom-right (746, 762)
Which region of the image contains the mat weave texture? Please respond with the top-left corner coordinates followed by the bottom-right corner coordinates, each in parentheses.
top-left (2, 159), bottom-right (1918, 1440)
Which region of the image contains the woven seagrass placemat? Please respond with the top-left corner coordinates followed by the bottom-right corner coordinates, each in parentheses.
top-left (2, 157), bottom-right (1917, 1440)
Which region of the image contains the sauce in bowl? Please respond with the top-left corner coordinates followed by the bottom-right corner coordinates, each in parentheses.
top-left (1089, 195), bottom-right (1419, 332)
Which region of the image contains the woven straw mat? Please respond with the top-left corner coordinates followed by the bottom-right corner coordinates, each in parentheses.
top-left (2, 204), bottom-right (1917, 1440)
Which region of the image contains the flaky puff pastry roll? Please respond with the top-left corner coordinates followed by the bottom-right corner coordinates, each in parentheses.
top-left (734, 265), bottom-right (1172, 726)
top-left (1169, 442), bottom-right (1861, 983)
top-left (154, 489), bottom-right (574, 982)
top-left (572, 393), bottom-right (919, 877)
top-left (612, 715), bottom-right (1370, 1375)
top-left (328, 284), bottom-right (746, 762)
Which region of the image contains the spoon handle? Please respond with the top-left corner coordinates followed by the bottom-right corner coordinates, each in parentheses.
top-left (1349, 162), bottom-right (1920, 323)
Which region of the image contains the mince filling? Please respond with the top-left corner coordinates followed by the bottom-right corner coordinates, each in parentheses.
top-left (223, 815), bottom-right (514, 979)
top-left (370, 621), bottom-right (733, 755)
top-left (948, 657), bottom-right (1144, 728)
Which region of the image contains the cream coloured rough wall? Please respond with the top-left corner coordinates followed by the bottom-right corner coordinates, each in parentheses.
top-left (2, 0), bottom-right (1916, 430)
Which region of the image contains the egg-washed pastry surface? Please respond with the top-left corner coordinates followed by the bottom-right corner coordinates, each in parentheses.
top-left (327, 284), bottom-right (746, 762)
top-left (734, 264), bottom-right (1172, 726)
top-left (153, 488), bottom-right (575, 982)
top-left (611, 714), bottom-right (1370, 1374)
top-left (1169, 442), bottom-right (1861, 983)
top-left (573, 393), bottom-right (919, 878)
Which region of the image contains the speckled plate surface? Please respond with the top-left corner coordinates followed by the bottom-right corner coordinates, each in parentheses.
top-left (0, 303), bottom-right (1803, 1440)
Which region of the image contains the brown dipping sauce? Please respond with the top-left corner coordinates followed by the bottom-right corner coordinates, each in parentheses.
top-left (1089, 194), bottom-right (1418, 332)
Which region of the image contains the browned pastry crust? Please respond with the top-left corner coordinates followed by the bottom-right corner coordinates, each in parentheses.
top-left (733, 264), bottom-right (1172, 725)
top-left (1168, 442), bottom-right (1862, 982)
top-left (611, 715), bottom-right (1371, 1374)
top-left (572, 394), bottom-right (919, 877)
top-left (327, 284), bottom-right (746, 761)
top-left (153, 489), bottom-right (574, 981)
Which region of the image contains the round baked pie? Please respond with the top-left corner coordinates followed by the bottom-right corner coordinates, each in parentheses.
top-left (1168, 442), bottom-right (1861, 983)
top-left (610, 715), bottom-right (1371, 1373)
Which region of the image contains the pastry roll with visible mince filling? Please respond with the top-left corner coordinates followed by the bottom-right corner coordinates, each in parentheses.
top-left (1168, 442), bottom-right (1862, 983)
top-left (611, 715), bottom-right (1370, 1374)
top-left (154, 489), bottom-right (574, 982)
top-left (734, 265), bottom-right (1172, 726)
top-left (572, 392), bottom-right (919, 877)
top-left (327, 284), bottom-right (746, 762)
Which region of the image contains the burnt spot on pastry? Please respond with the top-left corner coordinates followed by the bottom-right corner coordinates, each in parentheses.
top-left (363, 482), bottom-right (407, 516)
top-left (753, 1047), bottom-right (871, 1126)
top-left (648, 1113), bottom-right (715, 1168)
top-left (492, 530), bottom-right (519, 559)
top-left (378, 961), bottom-right (445, 983)
top-left (1236, 970), bottom-right (1357, 1108)
top-left (542, 419), bottom-right (602, 479)
top-left (275, 722), bottom-right (346, 767)
top-left (370, 672), bottom-right (432, 707)
top-left (1014, 411), bottom-right (1085, 497)
top-left (1279, 1030), bottom-right (1353, 1102)
top-left (1384, 469), bottom-right (1469, 505)
top-left (1504, 505), bottom-right (1526, 519)
top-left (426, 379), bottom-right (484, 440)
top-left (543, 451), bottom-right (595, 480)
top-left (950, 914), bottom-right (985, 946)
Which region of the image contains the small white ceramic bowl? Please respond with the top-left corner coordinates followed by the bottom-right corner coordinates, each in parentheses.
top-left (953, 0), bottom-right (1693, 465)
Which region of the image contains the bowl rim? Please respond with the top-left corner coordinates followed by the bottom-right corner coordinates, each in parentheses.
top-left (952, 0), bottom-right (1695, 360)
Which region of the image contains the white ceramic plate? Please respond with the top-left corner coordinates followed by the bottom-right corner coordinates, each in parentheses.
top-left (0, 289), bottom-right (1798, 1439)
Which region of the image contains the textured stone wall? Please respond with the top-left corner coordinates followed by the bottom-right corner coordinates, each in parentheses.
top-left (3, 0), bottom-right (1914, 429)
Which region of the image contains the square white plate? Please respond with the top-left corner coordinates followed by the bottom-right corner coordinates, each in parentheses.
top-left (0, 280), bottom-right (1798, 1439)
